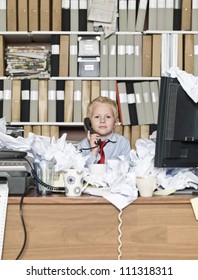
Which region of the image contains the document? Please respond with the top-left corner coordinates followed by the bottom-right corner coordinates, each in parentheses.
top-left (88, 0), bottom-right (116, 23)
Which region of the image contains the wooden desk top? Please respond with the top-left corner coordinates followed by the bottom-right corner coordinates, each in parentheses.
top-left (8, 189), bottom-right (195, 205)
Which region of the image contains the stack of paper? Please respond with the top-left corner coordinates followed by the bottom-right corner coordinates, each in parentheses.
top-left (5, 46), bottom-right (51, 79)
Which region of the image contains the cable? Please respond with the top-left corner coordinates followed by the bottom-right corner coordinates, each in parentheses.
top-left (15, 175), bottom-right (34, 260)
top-left (79, 144), bottom-right (100, 152)
top-left (118, 209), bottom-right (123, 260)
top-left (15, 158), bottom-right (63, 259)
top-left (24, 158), bottom-right (64, 192)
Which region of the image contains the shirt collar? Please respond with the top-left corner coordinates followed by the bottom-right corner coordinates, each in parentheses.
top-left (104, 133), bottom-right (117, 143)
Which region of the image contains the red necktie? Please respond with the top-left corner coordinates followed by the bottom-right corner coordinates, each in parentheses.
top-left (98, 141), bottom-right (108, 164)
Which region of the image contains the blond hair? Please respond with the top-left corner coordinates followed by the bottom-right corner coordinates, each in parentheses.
top-left (87, 96), bottom-right (118, 119)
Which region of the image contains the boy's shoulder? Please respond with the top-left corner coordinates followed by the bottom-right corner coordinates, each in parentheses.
top-left (111, 133), bottom-right (130, 143)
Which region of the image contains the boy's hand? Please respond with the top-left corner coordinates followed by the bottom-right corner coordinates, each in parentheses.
top-left (87, 131), bottom-right (100, 155)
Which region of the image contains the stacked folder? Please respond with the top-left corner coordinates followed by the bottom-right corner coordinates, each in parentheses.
top-left (5, 46), bottom-right (50, 79)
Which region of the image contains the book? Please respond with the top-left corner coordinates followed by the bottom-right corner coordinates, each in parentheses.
top-left (3, 79), bottom-right (12, 123)
top-left (21, 79), bottom-right (30, 122)
top-left (140, 125), bottom-right (150, 139)
top-left (32, 125), bottom-right (42, 135)
top-left (38, 80), bottom-right (48, 122)
top-left (40, 0), bottom-right (51, 31)
top-left (69, 34), bottom-right (78, 77)
top-left (50, 125), bottom-right (59, 139)
top-left (150, 80), bottom-right (159, 124)
top-left (161, 33), bottom-right (170, 74)
top-left (152, 34), bottom-right (161, 77)
top-left (116, 82), bottom-right (131, 125)
top-left (108, 34), bottom-right (117, 77)
top-left (148, 0), bottom-right (157, 30)
top-left (100, 80), bottom-right (109, 97)
top-left (100, 34), bottom-right (108, 77)
top-left (82, 80), bottom-right (91, 120)
top-left (0, 36), bottom-right (5, 76)
top-left (64, 80), bottom-right (74, 122)
top-left (127, 0), bottom-right (136, 31)
top-left (87, 0), bottom-right (94, 31)
top-left (131, 125), bottom-right (141, 149)
top-left (30, 79), bottom-right (39, 122)
top-left (141, 81), bottom-right (154, 124)
top-left (194, 34), bottom-right (198, 76)
top-left (7, 0), bottom-right (17, 31)
top-left (23, 125), bottom-right (32, 138)
top-left (52, 0), bottom-right (62, 31)
top-left (70, 0), bottom-right (78, 31)
top-left (108, 80), bottom-right (117, 101)
top-left (126, 82), bottom-right (138, 125)
top-left (126, 34), bottom-right (134, 77)
top-left (42, 125), bottom-right (50, 136)
top-left (18, 0), bottom-right (28, 31)
top-left (181, 0), bottom-right (192, 31)
top-left (192, 0), bottom-right (198, 31)
top-left (79, 0), bottom-right (87, 31)
top-left (114, 124), bottom-right (123, 135)
top-left (184, 34), bottom-right (194, 74)
top-left (73, 80), bottom-right (82, 122)
top-left (0, 80), bottom-right (3, 118)
top-left (91, 80), bottom-right (100, 101)
top-left (59, 35), bottom-right (69, 77)
top-left (123, 125), bottom-right (131, 143)
top-left (135, 0), bottom-right (148, 31)
top-left (56, 80), bottom-right (65, 122)
top-left (11, 80), bottom-right (21, 122)
top-left (48, 80), bottom-right (56, 122)
top-left (173, 0), bottom-right (182, 30)
top-left (118, 0), bottom-right (128, 31)
top-left (134, 34), bottom-right (142, 76)
top-left (157, 0), bottom-right (166, 30)
top-left (142, 35), bottom-right (152, 77)
top-left (51, 35), bottom-right (60, 77)
top-left (62, 0), bottom-right (70, 31)
top-left (117, 34), bottom-right (126, 77)
top-left (165, 0), bottom-right (174, 30)
top-left (28, 0), bottom-right (39, 31)
top-left (0, 0), bottom-right (6, 31)
top-left (133, 82), bottom-right (146, 125)
top-left (178, 33), bottom-right (183, 70)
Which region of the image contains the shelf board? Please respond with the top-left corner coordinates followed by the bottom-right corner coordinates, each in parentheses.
top-left (9, 122), bottom-right (84, 126)
top-left (51, 77), bottom-right (161, 81)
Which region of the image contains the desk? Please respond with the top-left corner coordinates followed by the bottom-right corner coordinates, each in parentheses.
top-left (2, 194), bottom-right (198, 260)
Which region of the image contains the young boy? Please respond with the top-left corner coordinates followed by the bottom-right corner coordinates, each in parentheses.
top-left (78, 96), bottom-right (131, 166)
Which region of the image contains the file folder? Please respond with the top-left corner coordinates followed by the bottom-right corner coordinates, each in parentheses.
top-left (56, 80), bottom-right (65, 122)
top-left (21, 79), bottom-right (30, 122)
top-left (48, 80), bottom-right (56, 122)
top-left (30, 79), bottom-right (39, 122)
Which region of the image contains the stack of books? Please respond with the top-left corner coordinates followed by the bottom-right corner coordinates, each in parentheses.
top-left (5, 46), bottom-right (51, 79)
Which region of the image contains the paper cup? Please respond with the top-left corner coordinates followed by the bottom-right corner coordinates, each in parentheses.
top-left (136, 176), bottom-right (157, 197)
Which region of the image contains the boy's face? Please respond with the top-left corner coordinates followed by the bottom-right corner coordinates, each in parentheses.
top-left (90, 103), bottom-right (118, 139)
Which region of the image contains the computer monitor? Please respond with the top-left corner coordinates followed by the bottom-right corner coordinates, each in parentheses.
top-left (154, 76), bottom-right (198, 168)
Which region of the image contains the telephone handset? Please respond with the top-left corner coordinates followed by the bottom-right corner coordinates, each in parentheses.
top-left (83, 117), bottom-right (101, 145)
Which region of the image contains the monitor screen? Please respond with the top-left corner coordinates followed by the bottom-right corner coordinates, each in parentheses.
top-left (154, 76), bottom-right (198, 168)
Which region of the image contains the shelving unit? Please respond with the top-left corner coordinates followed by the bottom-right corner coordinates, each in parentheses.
top-left (1, 1), bottom-right (197, 147)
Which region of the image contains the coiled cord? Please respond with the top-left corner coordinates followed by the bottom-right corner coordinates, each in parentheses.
top-left (118, 209), bottom-right (123, 260)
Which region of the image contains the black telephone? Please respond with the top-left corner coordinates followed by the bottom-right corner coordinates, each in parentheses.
top-left (84, 117), bottom-right (95, 134)
top-left (83, 117), bottom-right (101, 145)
